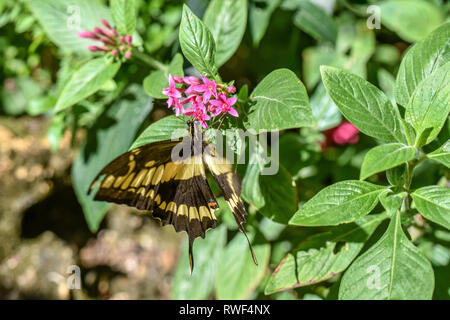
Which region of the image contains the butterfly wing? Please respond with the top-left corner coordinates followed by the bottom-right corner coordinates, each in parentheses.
top-left (89, 135), bottom-right (218, 272)
top-left (203, 141), bottom-right (258, 265)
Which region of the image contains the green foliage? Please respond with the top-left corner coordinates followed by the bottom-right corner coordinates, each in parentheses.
top-left (395, 22), bottom-right (450, 107)
top-left (13, 0), bottom-right (449, 301)
top-left (293, 1), bottom-right (337, 43)
top-left (216, 231), bottom-right (271, 299)
top-left (55, 58), bottom-right (121, 112)
top-left (412, 187), bottom-right (450, 230)
top-left (143, 54), bottom-right (184, 99)
top-left (72, 86), bottom-right (153, 231)
top-left (179, 4), bottom-right (219, 80)
top-left (379, 0), bottom-right (443, 43)
top-left (172, 225), bottom-right (227, 299)
top-left (360, 143), bottom-right (417, 180)
top-left (290, 181), bottom-right (386, 226)
top-left (321, 66), bottom-right (404, 144)
top-left (266, 213), bottom-right (387, 294)
top-left (28, 0), bottom-right (111, 54)
top-left (247, 69), bottom-right (314, 132)
top-left (339, 211), bottom-right (434, 300)
top-left (203, 0), bottom-right (247, 67)
top-left (110, 0), bottom-right (136, 36)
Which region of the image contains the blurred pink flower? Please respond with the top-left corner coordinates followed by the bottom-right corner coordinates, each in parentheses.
top-left (78, 19), bottom-right (132, 59)
top-left (322, 121), bottom-right (360, 151)
top-left (333, 122), bottom-right (359, 145)
top-left (209, 93), bottom-right (238, 117)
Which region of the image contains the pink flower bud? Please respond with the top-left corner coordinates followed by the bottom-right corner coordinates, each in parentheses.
top-left (111, 50), bottom-right (118, 56)
top-left (88, 45), bottom-right (108, 52)
top-left (226, 85), bottom-right (236, 94)
top-left (78, 31), bottom-right (99, 40)
top-left (99, 38), bottom-right (116, 46)
top-left (125, 51), bottom-right (132, 59)
top-left (125, 35), bottom-right (132, 46)
top-left (119, 36), bottom-right (125, 44)
top-left (101, 19), bottom-right (112, 30)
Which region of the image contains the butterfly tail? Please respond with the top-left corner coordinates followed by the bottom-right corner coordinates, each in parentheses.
top-left (188, 237), bottom-right (195, 274)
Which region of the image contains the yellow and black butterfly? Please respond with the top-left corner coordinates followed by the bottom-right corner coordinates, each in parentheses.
top-left (88, 120), bottom-right (257, 272)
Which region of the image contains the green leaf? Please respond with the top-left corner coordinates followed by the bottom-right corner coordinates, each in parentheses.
top-left (412, 186), bottom-right (450, 230)
top-left (203, 0), bottom-right (247, 67)
top-left (405, 62), bottom-right (450, 146)
top-left (428, 139), bottom-right (450, 168)
top-left (130, 115), bottom-right (188, 150)
top-left (265, 213), bottom-right (387, 294)
top-left (386, 164), bottom-right (407, 187)
top-left (339, 211), bottom-right (435, 300)
top-left (360, 143), bottom-right (417, 180)
top-left (395, 22), bottom-right (450, 107)
top-left (179, 4), bottom-right (218, 79)
top-left (377, 69), bottom-right (396, 105)
top-left (320, 66), bottom-right (404, 143)
top-left (310, 83), bottom-right (342, 131)
top-left (302, 46), bottom-right (346, 90)
top-left (242, 155), bottom-right (297, 224)
top-left (216, 232), bottom-right (270, 299)
top-left (379, 190), bottom-right (406, 216)
top-left (55, 58), bottom-right (121, 112)
top-left (110, 0), bottom-right (136, 35)
top-left (72, 86), bottom-right (153, 231)
top-left (293, 1), bottom-right (337, 43)
top-left (247, 69), bottom-right (314, 132)
top-left (290, 180), bottom-right (386, 226)
top-left (248, 0), bottom-right (281, 46)
top-left (171, 225), bottom-right (227, 299)
top-left (143, 54), bottom-right (184, 99)
top-left (379, 0), bottom-right (443, 43)
top-left (29, 0), bottom-right (111, 54)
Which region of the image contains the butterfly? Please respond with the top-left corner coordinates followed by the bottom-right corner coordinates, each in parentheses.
top-left (88, 119), bottom-right (257, 272)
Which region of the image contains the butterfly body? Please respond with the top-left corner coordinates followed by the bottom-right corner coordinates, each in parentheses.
top-left (89, 120), bottom-right (256, 272)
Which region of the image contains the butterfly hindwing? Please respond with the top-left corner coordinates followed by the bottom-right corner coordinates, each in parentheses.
top-left (203, 141), bottom-right (258, 265)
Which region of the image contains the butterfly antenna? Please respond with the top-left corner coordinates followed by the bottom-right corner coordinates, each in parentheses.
top-left (240, 225), bottom-right (258, 266)
top-left (188, 238), bottom-right (195, 274)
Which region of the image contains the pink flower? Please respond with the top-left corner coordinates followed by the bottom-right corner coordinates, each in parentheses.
top-left (333, 122), bottom-right (359, 145)
top-left (162, 74), bottom-right (182, 99)
top-left (226, 85), bottom-right (236, 94)
top-left (321, 121), bottom-right (360, 151)
top-left (173, 99), bottom-right (184, 116)
top-left (124, 51), bottom-right (132, 59)
top-left (209, 93), bottom-right (238, 117)
top-left (182, 76), bottom-right (201, 86)
top-left (184, 105), bottom-right (210, 129)
top-left (189, 75), bottom-right (218, 103)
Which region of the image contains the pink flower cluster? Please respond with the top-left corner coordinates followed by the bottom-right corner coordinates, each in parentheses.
top-left (78, 19), bottom-right (132, 59)
top-left (162, 74), bottom-right (237, 128)
top-left (322, 121), bottom-right (360, 151)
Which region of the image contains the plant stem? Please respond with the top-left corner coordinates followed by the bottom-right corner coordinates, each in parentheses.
top-left (131, 49), bottom-right (167, 71)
